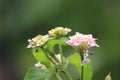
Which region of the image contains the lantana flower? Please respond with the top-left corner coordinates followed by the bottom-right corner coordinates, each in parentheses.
top-left (67, 32), bottom-right (99, 50)
top-left (68, 32), bottom-right (99, 65)
top-left (27, 35), bottom-right (49, 48)
top-left (48, 27), bottom-right (71, 38)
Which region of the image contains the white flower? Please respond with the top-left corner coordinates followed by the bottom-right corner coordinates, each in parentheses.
top-left (35, 62), bottom-right (47, 69)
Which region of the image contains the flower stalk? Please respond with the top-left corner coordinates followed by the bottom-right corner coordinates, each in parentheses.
top-left (62, 70), bottom-right (73, 80)
top-left (80, 52), bottom-right (84, 80)
top-left (59, 45), bottom-right (64, 64)
top-left (56, 73), bottom-right (63, 80)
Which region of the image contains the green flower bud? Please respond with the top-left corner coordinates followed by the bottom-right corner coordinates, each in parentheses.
top-left (105, 72), bottom-right (111, 80)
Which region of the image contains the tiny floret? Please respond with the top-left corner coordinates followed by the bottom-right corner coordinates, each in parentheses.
top-left (82, 58), bottom-right (90, 65)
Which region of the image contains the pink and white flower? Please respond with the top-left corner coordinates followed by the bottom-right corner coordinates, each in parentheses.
top-left (68, 32), bottom-right (99, 65)
top-left (67, 32), bottom-right (99, 48)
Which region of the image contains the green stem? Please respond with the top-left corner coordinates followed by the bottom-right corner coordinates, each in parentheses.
top-left (59, 45), bottom-right (72, 80)
top-left (80, 52), bottom-right (84, 80)
top-left (43, 49), bottom-right (56, 65)
top-left (59, 45), bottom-right (64, 64)
top-left (63, 70), bottom-right (73, 80)
top-left (81, 60), bottom-right (84, 80)
top-left (56, 73), bottom-right (63, 80)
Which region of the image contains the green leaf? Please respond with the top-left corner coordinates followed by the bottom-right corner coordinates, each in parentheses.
top-left (69, 53), bottom-right (81, 75)
top-left (83, 61), bottom-right (93, 80)
top-left (69, 53), bottom-right (93, 80)
top-left (24, 67), bottom-right (54, 80)
top-left (67, 64), bottom-right (80, 80)
top-left (60, 37), bottom-right (68, 42)
top-left (32, 48), bottom-right (51, 68)
top-left (47, 39), bottom-right (67, 53)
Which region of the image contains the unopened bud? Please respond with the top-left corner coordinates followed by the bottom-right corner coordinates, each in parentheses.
top-left (105, 72), bottom-right (111, 80)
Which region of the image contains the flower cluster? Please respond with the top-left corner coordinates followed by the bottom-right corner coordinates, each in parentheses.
top-left (68, 32), bottom-right (99, 49)
top-left (27, 35), bottom-right (49, 48)
top-left (67, 32), bottom-right (99, 65)
top-left (48, 27), bottom-right (71, 38)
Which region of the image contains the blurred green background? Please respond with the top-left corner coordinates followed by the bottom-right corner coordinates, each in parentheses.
top-left (0, 0), bottom-right (120, 80)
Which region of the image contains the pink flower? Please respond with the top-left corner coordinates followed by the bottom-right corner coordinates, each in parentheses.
top-left (67, 32), bottom-right (99, 48)
top-left (82, 58), bottom-right (90, 65)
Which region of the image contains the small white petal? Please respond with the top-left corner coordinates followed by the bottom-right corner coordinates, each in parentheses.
top-left (35, 62), bottom-right (41, 67)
